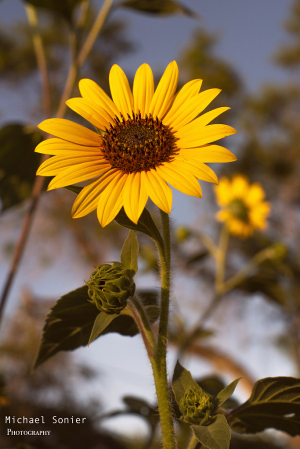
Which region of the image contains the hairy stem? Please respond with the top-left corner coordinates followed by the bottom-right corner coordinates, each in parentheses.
top-left (151, 210), bottom-right (175, 449)
top-left (128, 295), bottom-right (156, 356)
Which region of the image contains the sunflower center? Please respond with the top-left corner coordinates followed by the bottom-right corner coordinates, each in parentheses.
top-left (229, 198), bottom-right (249, 222)
top-left (100, 112), bottom-right (179, 173)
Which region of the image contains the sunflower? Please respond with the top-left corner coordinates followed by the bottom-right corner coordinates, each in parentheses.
top-left (35, 61), bottom-right (237, 227)
top-left (214, 174), bottom-right (270, 238)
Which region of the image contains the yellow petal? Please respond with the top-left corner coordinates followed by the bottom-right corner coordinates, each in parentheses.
top-left (148, 61), bottom-right (179, 119)
top-left (123, 172), bottom-right (148, 224)
top-left (231, 175), bottom-right (249, 197)
top-left (37, 154), bottom-right (101, 176)
top-left (178, 145), bottom-right (237, 163)
top-left (72, 169), bottom-right (120, 218)
top-left (141, 170), bottom-right (172, 214)
top-left (172, 158), bottom-right (218, 184)
top-left (214, 178), bottom-right (233, 205)
top-left (172, 79), bottom-right (203, 108)
top-left (97, 172), bottom-right (127, 227)
top-left (133, 63), bottom-right (154, 118)
top-left (47, 161), bottom-right (111, 190)
top-left (245, 183), bottom-right (265, 206)
top-left (177, 124), bottom-right (237, 147)
top-left (66, 98), bottom-right (113, 130)
top-left (38, 119), bottom-right (101, 146)
top-left (163, 79), bottom-right (203, 123)
top-left (79, 78), bottom-right (120, 119)
top-left (164, 89), bottom-right (221, 130)
top-left (178, 107), bottom-right (230, 133)
top-left (35, 138), bottom-right (102, 156)
top-left (109, 64), bottom-right (133, 118)
top-left (156, 164), bottom-right (202, 197)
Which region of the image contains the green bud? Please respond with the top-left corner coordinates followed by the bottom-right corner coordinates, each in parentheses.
top-left (86, 262), bottom-right (135, 315)
top-left (176, 226), bottom-right (191, 242)
top-left (179, 385), bottom-right (216, 425)
top-left (271, 242), bottom-right (287, 260)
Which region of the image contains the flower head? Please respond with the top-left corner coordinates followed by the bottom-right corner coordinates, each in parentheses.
top-left (214, 174), bottom-right (270, 238)
top-left (35, 61), bottom-right (237, 227)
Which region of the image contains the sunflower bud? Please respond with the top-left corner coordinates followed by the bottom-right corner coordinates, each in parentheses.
top-left (179, 385), bottom-right (216, 425)
top-left (176, 226), bottom-right (191, 242)
top-left (271, 242), bottom-right (287, 260)
top-left (87, 262), bottom-right (135, 315)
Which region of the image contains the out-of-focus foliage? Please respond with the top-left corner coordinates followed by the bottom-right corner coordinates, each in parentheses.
top-left (0, 8), bottom-right (134, 96)
top-left (22, 0), bottom-right (82, 22)
top-left (275, 0), bottom-right (300, 68)
top-left (117, 0), bottom-right (199, 18)
top-left (0, 124), bottom-right (43, 211)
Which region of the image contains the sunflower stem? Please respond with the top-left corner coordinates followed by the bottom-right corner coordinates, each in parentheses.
top-left (151, 210), bottom-right (176, 449)
top-left (127, 295), bottom-right (156, 357)
top-left (215, 224), bottom-right (229, 294)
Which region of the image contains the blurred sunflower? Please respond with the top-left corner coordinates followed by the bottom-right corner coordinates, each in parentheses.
top-left (35, 61), bottom-right (237, 227)
top-left (214, 175), bottom-right (270, 238)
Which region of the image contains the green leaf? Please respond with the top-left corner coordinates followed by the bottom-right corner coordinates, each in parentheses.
top-left (138, 289), bottom-right (158, 306)
top-left (122, 396), bottom-right (159, 429)
top-left (88, 312), bottom-right (118, 345)
top-left (121, 230), bottom-right (139, 274)
top-left (196, 377), bottom-right (239, 410)
top-left (114, 207), bottom-right (164, 251)
top-left (138, 289), bottom-right (159, 323)
top-left (22, 0), bottom-right (82, 21)
top-left (226, 377), bottom-right (300, 436)
top-left (34, 286), bottom-right (138, 368)
top-left (191, 415), bottom-right (231, 449)
top-left (172, 360), bottom-right (199, 405)
top-left (117, 0), bottom-right (199, 18)
top-left (100, 395), bottom-right (159, 430)
top-left (216, 378), bottom-right (242, 408)
top-left (0, 124), bottom-right (43, 211)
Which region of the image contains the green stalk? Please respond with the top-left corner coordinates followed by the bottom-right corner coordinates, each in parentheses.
top-left (127, 295), bottom-right (156, 357)
top-left (151, 210), bottom-right (175, 449)
top-left (215, 224), bottom-right (229, 294)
